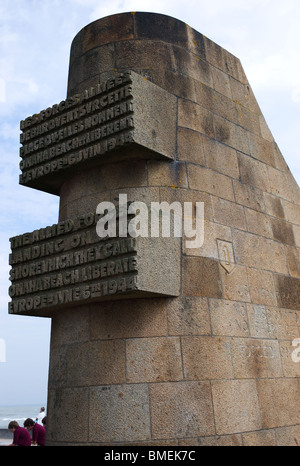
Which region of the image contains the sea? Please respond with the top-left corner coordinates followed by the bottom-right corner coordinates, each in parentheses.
top-left (0, 404), bottom-right (46, 429)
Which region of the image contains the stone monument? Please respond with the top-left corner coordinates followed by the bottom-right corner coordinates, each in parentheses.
top-left (9, 12), bottom-right (300, 446)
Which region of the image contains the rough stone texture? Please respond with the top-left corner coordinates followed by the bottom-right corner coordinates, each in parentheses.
top-left (19, 71), bottom-right (177, 195)
top-left (211, 379), bottom-right (262, 434)
top-left (149, 381), bottom-right (215, 439)
top-left (8, 217), bottom-right (181, 316)
top-left (89, 384), bottom-right (152, 443)
top-left (12, 12), bottom-right (300, 445)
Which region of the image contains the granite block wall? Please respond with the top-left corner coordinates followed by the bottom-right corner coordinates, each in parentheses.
top-left (44, 12), bottom-right (300, 445)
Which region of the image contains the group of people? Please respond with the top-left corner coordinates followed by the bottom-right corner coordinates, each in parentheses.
top-left (7, 407), bottom-right (46, 447)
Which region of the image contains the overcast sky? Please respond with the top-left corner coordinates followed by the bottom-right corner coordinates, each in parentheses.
top-left (0, 0), bottom-right (299, 406)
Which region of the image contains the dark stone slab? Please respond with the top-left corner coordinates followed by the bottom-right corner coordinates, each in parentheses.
top-left (19, 71), bottom-right (176, 195)
top-left (275, 274), bottom-right (300, 310)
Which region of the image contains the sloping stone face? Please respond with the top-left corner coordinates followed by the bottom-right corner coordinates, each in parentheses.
top-left (44, 12), bottom-right (300, 445)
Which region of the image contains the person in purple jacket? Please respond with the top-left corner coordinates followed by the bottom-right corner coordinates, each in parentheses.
top-left (8, 421), bottom-right (31, 446)
top-left (24, 418), bottom-right (46, 446)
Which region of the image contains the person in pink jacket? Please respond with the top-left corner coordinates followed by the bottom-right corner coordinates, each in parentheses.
top-left (24, 418), bottom-right (46, 446)
top-left (8, 421), bottom-right (31, 446)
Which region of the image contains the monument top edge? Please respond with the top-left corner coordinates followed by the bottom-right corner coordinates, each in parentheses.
top-left (72, 11), bottom-right (188, 42)
top-left (69, 11), bottom-right (239, 65)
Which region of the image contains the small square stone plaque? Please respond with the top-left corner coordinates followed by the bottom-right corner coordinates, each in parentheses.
top-left (217, 239), bottom-right (236, 274)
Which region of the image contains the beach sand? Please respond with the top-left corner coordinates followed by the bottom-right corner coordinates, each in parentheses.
top-left (0, 438), bottom-right (11, 446)
top-left (0, 429), bottom-right (13, 446)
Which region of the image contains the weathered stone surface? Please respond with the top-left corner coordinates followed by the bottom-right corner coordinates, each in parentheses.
top-left (233, 230), bottom-right (288, 274)
top-left (165, 296), bottom-right (210, 336)
top-left (238, 152), bottom-right (270, 192)
top-left (220, 265), bottom-right (251, 302)
top-left (209, 299), bottom-right (250, 337)
top-left (147, 160), bottom-right (188, 188)
top-left (192, 434), bottom-right (243, 446)
top-left (178, 99), bottom-right (214, 139)
top-left (286, 246), bottom-right (300, 278)
top-left (19, 71), bottom-right (177, 194)
top-left (276, 426), bottom-right (300, 446)
top-left (10, 11), bottom-right (300, 446)
top-left (275, 275), bottom-right (300, 310)
top-left (212, 379), bottom-right (262, 434)
top-left (212, 196), bottom-right (247, 230)
top-left (230, 337), bottom-right (282, 379)
top-left (247, 268), bottom-right (277, 306)
top-left (233, 179), bottom-right (266, 212)
top-left (126, 337), bottom-right (183, 382)
top-left (242, 430), bottom-right (277, 446)
top-left (177, 127), bottom-right (205, 164)
top-left (47, 387), bottom-right (89, 443)
top-left (280, 340), bottom-right (300, 377)
top-left (89, 298), bottom-right (167, 340)
top-left (181, 335), bottom-right (233, 379)
top-left (8, 212), bottom-right (181, 316)
top-left (89, 384), bottom-right (151, 443)
top-left (66, 339), bottom-right (126, 386)
top-left (187, 164), bottom-right (235, 201)
top-left (149, 381), bottom-right (215, 439)
top-left (257, 379), bottom-right (300, 428)
top-left (202, 136), bottom-right (240, 178)
top-left (247, 304), bottom-right (300, 340)
top-left (182, 257), bottom-right (223, 298)
top-left (214, 115), bottom-right (250, 154)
